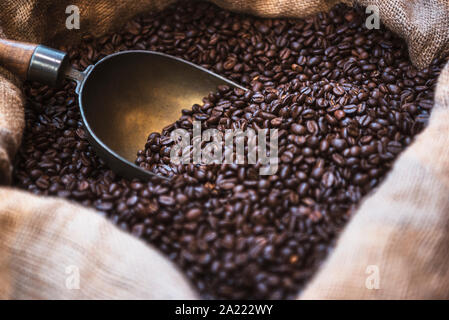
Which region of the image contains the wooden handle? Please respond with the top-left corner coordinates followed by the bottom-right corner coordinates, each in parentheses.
top-left (0, 39), bottom-right (38, 79)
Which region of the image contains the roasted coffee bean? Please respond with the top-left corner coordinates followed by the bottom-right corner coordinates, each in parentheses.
top-left (291, 123), bottom-right (306, 135)
top-left (343, 104), bottom-right (358, 114)
top-left (332, 86), bottom-right (345, 96)
top-left (13, 1), bottom-right (446, 300)
top-left (186, 208), bottom-right (202, 221)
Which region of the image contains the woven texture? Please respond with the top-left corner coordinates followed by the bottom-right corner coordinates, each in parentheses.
top-left (0, 67), bottom-right (23, 185)
top-left (210, 0), bottom-right (341, 17)
top-left (0, 0), bottom-right (449, 299)
top-left (0, 187), bottom-right (198, 299)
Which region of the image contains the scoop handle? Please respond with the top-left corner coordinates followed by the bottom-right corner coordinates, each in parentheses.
top-left (0, 39), bottom-right (69, 86)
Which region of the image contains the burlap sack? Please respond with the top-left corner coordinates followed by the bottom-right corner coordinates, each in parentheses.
top-left (0, 0), bottom-right (448, 299)
top-left (0, 188), bottom-right (198, 299)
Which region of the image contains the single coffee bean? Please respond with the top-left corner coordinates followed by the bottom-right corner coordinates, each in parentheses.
top-left (186, 208), bottom-right (202, 220)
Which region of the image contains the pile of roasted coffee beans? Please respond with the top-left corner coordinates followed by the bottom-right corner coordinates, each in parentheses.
top-left (13, 1), bottom-right (446, 299)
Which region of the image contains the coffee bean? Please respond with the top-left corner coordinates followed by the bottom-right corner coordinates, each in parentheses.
top-left (353, 173), bottom-right (369, 186)
top-left (96, 201), bottom-right (114, 211)
top-left (343, 104), bottom-right (357, 114)
top-left (291, 124), bottom-right (306, 135)
top-left (331, 138), bottom-right (347, 150)
top-left (158, 195), bottom-right (175, 206)
top-left (332, 86), bottom-right (345, 96)
top-left (186, 208), bottom-right (202, 221)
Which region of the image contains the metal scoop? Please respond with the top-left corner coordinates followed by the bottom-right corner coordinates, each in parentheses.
top-left (0, 39), bottom-right (245, 180)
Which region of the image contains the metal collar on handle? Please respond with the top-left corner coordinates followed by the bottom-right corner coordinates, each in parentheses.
top-left (27, 45), bottom-right (68, 86)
